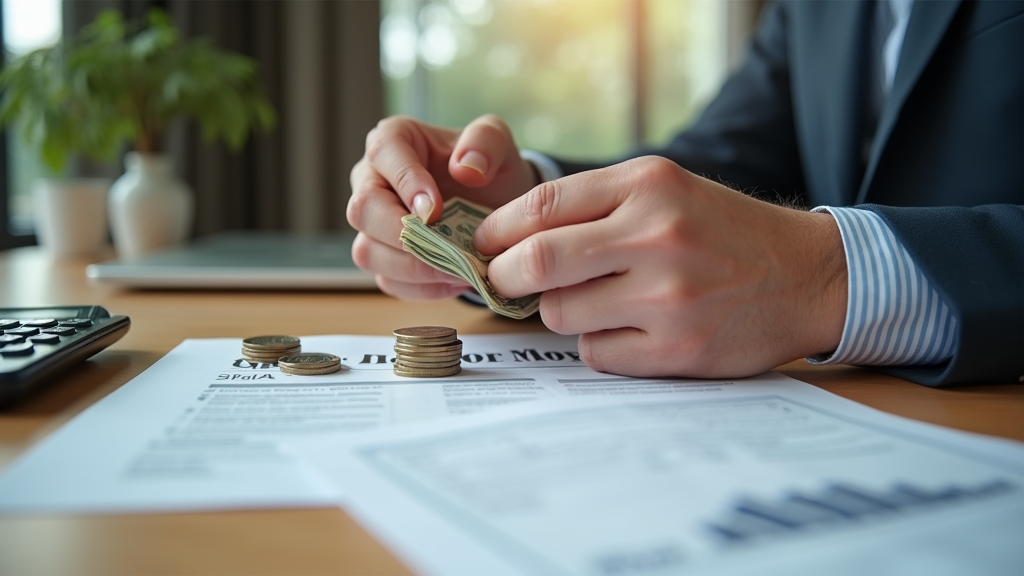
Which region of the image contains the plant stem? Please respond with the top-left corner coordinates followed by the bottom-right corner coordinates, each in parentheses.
top-left (133, 87), bottom-right (161, 153)
top-left (135, 128), bottom-right (163, 153)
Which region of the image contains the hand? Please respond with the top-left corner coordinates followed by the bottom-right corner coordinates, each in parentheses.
top-left (474, 156), bottom-right (848, 378)
top-left (347, 114), bottom-right (538, 299)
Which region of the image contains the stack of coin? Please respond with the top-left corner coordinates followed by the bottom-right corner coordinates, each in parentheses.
top-left (393, 326), bottom-right (463, 378)
top-left (278, 352), bottom-right (342, 376)
top-left (242, 335), bottom-right (301, 363)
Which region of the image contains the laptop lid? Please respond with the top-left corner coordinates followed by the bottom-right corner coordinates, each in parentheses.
top-left (85, 231), bottom-right (376, 289)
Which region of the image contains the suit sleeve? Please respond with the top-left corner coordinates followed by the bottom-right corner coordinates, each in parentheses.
top-left (858, 204), bottom-right (1024, 386)
top-left (553, 2), bottom-right (808, 200)
top-left (549, 1), bottom-right (1024, 386)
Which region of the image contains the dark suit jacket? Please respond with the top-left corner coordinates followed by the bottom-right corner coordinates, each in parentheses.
top-left (554, 0), bottom-right (1024, 387)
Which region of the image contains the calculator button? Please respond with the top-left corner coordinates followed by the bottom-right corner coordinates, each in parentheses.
top-left (28, 334), bottom-right (60, 345)
top-left (0, 334), bottom-right (26, 346)
top-left (58, 318), bottom-right (93, 328)
top-left (42, 326), bottom-right (77, 336)
top-left (0, 342), bottom-right (34, 356)
top-left (5, 327), bottom-right (39, 337)
top-left (22, 319), bottom-right (58, 328)
top-left (0, 319), bottom-right (20, 330)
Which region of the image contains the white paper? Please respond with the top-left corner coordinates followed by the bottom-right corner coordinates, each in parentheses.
top-left (0, 332), bottom-right (804, 513)
top-left (294, 384), bottom-right (1024, 576)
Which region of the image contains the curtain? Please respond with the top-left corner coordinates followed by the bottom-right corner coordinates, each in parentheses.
top-left (64, 0), bottom-right (384, 235)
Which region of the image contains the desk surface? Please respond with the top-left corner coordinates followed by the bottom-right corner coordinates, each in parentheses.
top-left (1, 246), bottom-right (1022, 576)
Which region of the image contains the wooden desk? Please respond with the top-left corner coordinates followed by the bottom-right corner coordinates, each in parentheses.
top-left (1, 246), bottom-right (1021, 576)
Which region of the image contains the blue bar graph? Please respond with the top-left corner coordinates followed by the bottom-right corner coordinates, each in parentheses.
top-left (707, 479), bottom-right (1015, 544)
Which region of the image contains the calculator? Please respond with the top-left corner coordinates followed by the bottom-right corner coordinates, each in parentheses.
top-left (0, 305), bottom-right (130, 408)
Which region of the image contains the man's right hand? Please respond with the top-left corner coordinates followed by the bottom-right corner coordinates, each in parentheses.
top-left (347, 114), bottom-right (537, 300)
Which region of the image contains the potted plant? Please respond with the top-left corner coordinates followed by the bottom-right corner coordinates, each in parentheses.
top-left (0, 8), bottom-right (275, 258)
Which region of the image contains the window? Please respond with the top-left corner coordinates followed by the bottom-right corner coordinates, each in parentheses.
top-left (381, 0), bottom-right (736, 160)
top-left (1, 0), bottom-right (62, 248)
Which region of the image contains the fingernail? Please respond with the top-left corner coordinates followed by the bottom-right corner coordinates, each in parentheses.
top-left (412, 193), bottom-right (434, 222)
top-left (458, 150), bottom-right (488, 176)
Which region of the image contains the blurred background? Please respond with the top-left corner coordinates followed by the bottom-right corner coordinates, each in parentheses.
top-left (0, 0), bottom-right (760, 250)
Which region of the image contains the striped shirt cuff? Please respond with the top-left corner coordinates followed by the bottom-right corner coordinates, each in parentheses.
top-left (520, 149), bottom-right (564, 183)
top-left (809, 206), bottom-right (958, 366)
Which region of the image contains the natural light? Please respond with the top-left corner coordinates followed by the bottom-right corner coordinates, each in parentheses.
top-left (3, 0), bottom-right (64, 234)
top-left (3, 0), bottom-right (62, 54)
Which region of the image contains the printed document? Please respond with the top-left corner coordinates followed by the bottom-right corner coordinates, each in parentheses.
top-left (0, 332), bottom-right (813, 513)
top-left (294, 392), bottom-right (1024, 576)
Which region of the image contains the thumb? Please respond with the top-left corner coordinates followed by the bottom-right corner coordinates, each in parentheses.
top-left (449, 114), bottom-right (520, 187)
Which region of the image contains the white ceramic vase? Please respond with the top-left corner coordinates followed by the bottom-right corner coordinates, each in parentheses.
top-left (108, 152), bottom-right (194, 260)
top-left (31, 178), bottom-right (111, 257)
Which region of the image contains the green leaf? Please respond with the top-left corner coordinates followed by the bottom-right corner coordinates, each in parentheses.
top-left (0, 6), bottom-right (277, 165)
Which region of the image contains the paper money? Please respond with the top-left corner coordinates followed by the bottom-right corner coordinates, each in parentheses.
top-left (400, 197), bottom-right (540, 319)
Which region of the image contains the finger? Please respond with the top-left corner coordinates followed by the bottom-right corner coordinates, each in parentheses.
top-left (475, 166), bottom-right (628, 255)
top-left (577, 328), bottom-right (657, 377)
top-left (580, 328), bottom-right (724, 378)
top-left (352, 233), bottom-right (470, 286)
top-left (347, 164), bottom-right (410, 250)
top-left (365, 117), bottom-right (449, 222)
top-left (487, 217), bottom-right (628, 298)
top-left (538, 274), bottom-right (637, 336)
top-left (448, 114), bottom-right (519, 187)
top-left (376, 276), bottom-right (471, 301)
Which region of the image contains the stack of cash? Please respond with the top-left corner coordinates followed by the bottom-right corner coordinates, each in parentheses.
top-left (241, 335), bottom-right (301, 363)
top-left (400, 197), bottom-right (540, 320)
top-left (392, 326), bottom-right (462, 378)
top-left (278, 352), bottom-right (342, 375)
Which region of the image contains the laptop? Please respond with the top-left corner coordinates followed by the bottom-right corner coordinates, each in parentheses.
top-left (86, 231), bottom-right (376, 289)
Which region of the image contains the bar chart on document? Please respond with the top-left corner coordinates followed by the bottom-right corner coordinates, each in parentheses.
top-left (352, 396), bottom-right (1024, 576)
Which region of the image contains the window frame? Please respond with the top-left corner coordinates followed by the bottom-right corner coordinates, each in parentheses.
top-left (0, 0), bottom-right (38, 250)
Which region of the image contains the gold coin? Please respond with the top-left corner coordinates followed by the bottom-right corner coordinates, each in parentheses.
top-left (393, 353), bottom-right (464, 363)
top-left (243, 355), bottom-right (301, 363)
top-left (395, 364), bottom-right (461, 373)
top-left (243, 355), bottom-right (293, 363)
top-left (280, 364), bottom-right (342, 376)
top-left (393, 345), bottom-right (463, 355)
top-left (396, 365), bottom-right (461, 373)
top-left (242, 343), bottom-right (301, 352)
top-left (242, 344), bottom-right (300, 354)
top-left (393, 340), bottom-right (463, 353)
top-left (278, 352), bottom-right (341, 370)
top-left (395, 358), bottom-right (462, 368)
top-left (393, 334), bottom-right (454, 342)
top-left (242, 335), bottom-right (301, 350)
top-left (393, 365), bottom-right (462, 378)
top-left (393, 326), bottom-right (457, 340)
top-left (394, 352), bottom-right (461, 361)
top-left (242, 346), bottom-right (301, 358)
